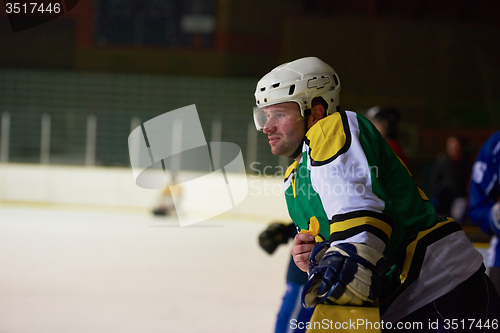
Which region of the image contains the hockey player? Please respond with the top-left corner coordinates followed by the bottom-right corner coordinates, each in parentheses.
top-left (469, 131), bottom-right (500, 293)
top-left (152, 176), bottom-right (182, 216)
top-left (252, 57), bottom-right (500, 329)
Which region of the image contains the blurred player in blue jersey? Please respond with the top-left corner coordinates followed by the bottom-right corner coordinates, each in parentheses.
top-left (258, 222), bottom-right (314, 333)
top-left (469, 131), bottom-right (500, 293)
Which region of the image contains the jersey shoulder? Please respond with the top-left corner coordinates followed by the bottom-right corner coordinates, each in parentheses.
top-left (304, 110), bottom-right (352, 165)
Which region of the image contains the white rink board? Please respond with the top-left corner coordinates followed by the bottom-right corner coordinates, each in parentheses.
top-left (0, 163), bottom-right (290, 221)
top-left (0, 206), bottom-right (293, 333)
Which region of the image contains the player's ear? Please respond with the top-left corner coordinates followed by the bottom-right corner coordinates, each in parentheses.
top-left (309, 103), bottom-right (325, 128)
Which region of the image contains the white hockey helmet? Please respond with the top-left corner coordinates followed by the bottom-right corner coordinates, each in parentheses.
top-left (253, 57), bottom-right (341, 131)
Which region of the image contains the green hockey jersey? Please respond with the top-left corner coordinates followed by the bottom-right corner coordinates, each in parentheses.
top-left (284, 110), bottom-right (483, 322)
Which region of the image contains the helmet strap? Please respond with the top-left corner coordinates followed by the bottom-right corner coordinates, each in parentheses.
top-left (287, 109), bottom-right (310, 159)
top-left (288, 139), bottom-right (304, 159)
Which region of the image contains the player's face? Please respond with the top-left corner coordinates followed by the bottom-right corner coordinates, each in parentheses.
top-left (446, 136), bottom-right (463, 161)
top-left (262, 102), bottom-right (305, 158)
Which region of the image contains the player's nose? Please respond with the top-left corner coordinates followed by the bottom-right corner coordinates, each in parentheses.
top-left (263, 124), bottom-right (276, 134)
top-left (263, 118), bottom-right (277, 134)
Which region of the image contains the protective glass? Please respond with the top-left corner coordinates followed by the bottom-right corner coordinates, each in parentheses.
top-left (253, 101), bottom-right (303, 131)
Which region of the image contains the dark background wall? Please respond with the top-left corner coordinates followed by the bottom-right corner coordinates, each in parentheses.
top-left (1, 0), bottom-right (499, 190)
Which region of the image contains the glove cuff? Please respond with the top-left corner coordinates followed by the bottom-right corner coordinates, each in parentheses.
top-left (325, 243), bottom-right (384, 272)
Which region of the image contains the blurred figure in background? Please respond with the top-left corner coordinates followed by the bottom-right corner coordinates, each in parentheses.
top-left (366, 106), bottom-right (410, 168)
top-left (258, 222), bottom-right (314, 333)
top-left (469, 131), bottom-right (500, 293)
top-left (431, 136), bottom-right (471, 223)
top-left (152, 177), bottom-right (182, 216)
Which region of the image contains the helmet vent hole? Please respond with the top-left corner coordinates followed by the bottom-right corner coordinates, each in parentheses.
top-left (288, 84), bottom-right (295, 95)
top-left (333, 75), bottom-right (339, 85)
top-left (264, 98), bottom-right (267, 102)
top-left (331, 98), bottom-right (334, 102)
top-left (260, 87), bottom-right (266, 92)
top-left (272, 83), bottom-right (280, 88)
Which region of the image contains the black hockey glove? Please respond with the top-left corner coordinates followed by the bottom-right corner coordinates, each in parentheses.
top-left (258, 222), bottom-right (290, 254)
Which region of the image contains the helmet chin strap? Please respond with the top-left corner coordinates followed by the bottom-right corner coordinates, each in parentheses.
top-left (288, 139), bottom-right (304, 159)
top-left (287, 110), bottom-right (310, 159)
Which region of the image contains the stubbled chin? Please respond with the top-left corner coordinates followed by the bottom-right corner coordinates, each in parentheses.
top-left (270, 146), bottom-right (281, 155)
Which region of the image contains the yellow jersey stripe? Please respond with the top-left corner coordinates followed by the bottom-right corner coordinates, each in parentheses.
top-left (399, 217), bottom-right (455, 284)
top-left (330, 216), bottom-right (392, 239)
top-left (284, 161), bottom-right (298, 180)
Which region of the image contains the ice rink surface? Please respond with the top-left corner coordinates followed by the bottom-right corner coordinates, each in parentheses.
top-left (0, 206), bottom-right (293, 333)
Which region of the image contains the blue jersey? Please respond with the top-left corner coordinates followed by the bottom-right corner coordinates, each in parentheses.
top-left (469, 131), bottom-right (500, 235)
